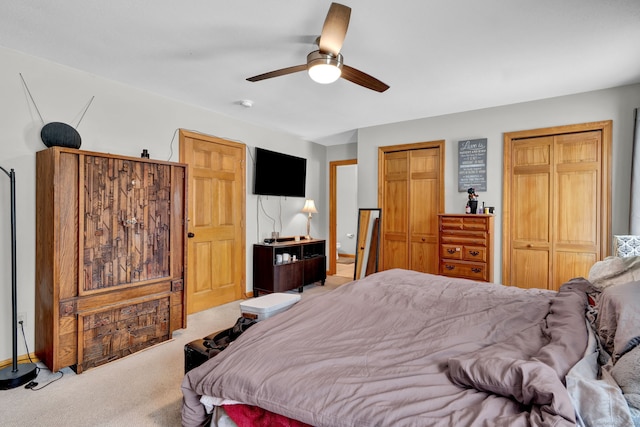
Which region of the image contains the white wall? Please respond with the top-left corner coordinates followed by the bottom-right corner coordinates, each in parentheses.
top-left (0, 47), bottom-right (327, 362)
top-left (3, 43), bottom-right (638, 363)
top-left (357, 84), bottom-right (640, 283)
top-left (337, 165), bottom-right (358, 254)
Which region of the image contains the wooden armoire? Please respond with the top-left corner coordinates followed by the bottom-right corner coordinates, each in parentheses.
top-left (35, 147), bottom-right (187, 373)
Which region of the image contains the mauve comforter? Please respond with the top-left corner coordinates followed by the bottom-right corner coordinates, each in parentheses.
top-left (182, 269), bottom-right (590, 427)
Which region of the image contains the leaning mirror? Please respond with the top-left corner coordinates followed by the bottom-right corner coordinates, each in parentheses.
top-left (354, 208), bottom-right (381, 280)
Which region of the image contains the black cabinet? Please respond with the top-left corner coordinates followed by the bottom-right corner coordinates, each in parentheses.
top-left (253, 239), bottom-right (326, 295)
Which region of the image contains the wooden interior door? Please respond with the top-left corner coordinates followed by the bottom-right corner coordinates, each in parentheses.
top-left (180, 130), bottom-right (245, 313)
top-left (379, 141), bottom-right (444, 273)
top-left (503, 121), bottom-right (611, 291)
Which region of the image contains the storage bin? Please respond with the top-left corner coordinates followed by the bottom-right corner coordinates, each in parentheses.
top-left (240, 292), bottom-right (301, 321)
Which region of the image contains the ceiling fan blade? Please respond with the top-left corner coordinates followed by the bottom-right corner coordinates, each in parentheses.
top-left (318, 3), bottom-right (351, 56)
top-left (246, 64), bottom-right (308, 82)
top-left (341, 65), bottom-right (390, 93)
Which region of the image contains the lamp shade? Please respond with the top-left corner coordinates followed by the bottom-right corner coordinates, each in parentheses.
top-left (308, 64), bottom-right (341, 84)
top-left (307, 51), bottom-right (343, 84)
top-left (301, 199), bottom-right (318, 214)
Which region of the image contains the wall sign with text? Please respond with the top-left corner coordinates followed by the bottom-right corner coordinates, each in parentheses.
top-left (458, 138), bottom-right (487, 192)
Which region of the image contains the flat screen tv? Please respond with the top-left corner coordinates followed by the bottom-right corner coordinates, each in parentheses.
top-left (253, 147), bottom-right (307, 197)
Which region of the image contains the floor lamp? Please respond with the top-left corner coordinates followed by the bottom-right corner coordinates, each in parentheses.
top-left (0, 166), bottom-right (37, 390)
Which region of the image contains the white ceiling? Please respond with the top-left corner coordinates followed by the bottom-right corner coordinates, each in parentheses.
top-left (2, 0), bottom-right (640, 145)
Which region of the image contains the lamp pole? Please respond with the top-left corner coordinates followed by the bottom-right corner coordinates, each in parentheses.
top-left (0, 166), bottom-right (37, 390)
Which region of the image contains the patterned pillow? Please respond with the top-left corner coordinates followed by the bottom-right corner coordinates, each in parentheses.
top-left (613, 235), bottom-right (640, 257)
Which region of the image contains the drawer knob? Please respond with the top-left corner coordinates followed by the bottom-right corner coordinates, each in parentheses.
top-left (445, 265), bottom-right (455, 270)
top-left (471, 267), bottom-right (482, 273)
top-left (447, 248), bottom-right (456, 254)
top-left (469, 250), bottom-right (479, 256)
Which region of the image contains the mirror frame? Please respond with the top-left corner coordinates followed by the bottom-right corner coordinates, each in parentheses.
top-left (354, 208), bottom-right (381, 280)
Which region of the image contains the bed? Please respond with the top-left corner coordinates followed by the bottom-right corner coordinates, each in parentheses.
top-left (182, 267), bottom-right (640, 427)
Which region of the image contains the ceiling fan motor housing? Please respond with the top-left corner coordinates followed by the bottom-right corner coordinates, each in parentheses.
top-left (307, 50), bottom-right (343, 83)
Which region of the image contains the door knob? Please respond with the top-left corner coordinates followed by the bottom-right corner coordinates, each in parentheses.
top-left (187, 232), bottom-right (195, 238)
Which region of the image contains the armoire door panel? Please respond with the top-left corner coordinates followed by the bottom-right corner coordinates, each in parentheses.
top-left (59, 152), bottom-right (80, 300)
top-left (82, 157), bottom-right (172, 292)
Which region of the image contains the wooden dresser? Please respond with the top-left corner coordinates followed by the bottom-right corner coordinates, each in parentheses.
top-left (438, 214), bottom-right (494, 282)
top-left (35, 147), bottom-right (187, 373)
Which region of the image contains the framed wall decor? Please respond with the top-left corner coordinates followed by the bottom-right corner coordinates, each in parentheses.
top-left (458, 138), bottom-right (487, 192)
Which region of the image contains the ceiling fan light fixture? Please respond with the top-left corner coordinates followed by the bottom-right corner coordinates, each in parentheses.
top-left (307, 51), bottom-right (343, 84)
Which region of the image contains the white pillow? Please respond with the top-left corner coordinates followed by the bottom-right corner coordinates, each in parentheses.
top-left (588, 256), bottom-right (640, 291)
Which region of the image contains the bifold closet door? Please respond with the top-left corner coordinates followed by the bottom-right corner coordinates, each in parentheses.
top-left (504, 122), bottom-right (610, 291)
top-left (379, 142), bottom-right (443, 274)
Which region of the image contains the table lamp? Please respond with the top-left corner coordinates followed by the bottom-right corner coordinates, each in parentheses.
top-left (301, 199), bottom-right (318, 239)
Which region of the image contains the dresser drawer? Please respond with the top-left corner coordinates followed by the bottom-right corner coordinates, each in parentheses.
top-left (461, 217), bottom-right (490, 231)
top-left (440, 244), bottom-right (463, 260)
top-left (440, 261), bottom-right (488, 281)
top-left (463, 246), bottom-right (487, 262)
top-left (441, 217), bottom-right (464, 230)
top-left (441, 216), bottom-right (490, 231)
top-left (440, 231), bottom-right (488, 246)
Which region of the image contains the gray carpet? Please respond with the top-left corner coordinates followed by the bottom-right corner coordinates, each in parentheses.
top-left (0, 276), bottom-right (352, 426)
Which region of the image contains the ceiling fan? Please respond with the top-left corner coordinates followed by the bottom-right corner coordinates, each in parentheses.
top-left (246, 2), bottom-right (389, 93)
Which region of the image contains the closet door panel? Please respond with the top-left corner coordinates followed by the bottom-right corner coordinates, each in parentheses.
top-left (552, 131), bottom-right (601, 287)
top-left (509, 137), bottom-right (552, 289)
top-left (382, 152), bottom-right (408, 270)
top-left (409, 148), bottom-right (439, 273)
